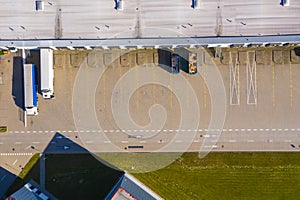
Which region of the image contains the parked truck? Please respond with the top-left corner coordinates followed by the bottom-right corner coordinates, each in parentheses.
top-left (172, 48), bottom-right (197, 74)
top-left (23, 64), bottom-right (38, 115)
top-left (40, 49), bottom-right (54, 99)
top-left (188, 52), bottom-right (197, 74)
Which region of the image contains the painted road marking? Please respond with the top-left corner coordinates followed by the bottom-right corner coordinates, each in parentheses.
top-left (12, 159), bottom-right (17, 166)
top-left (6, 128), bottom-right (300, 134)
top-left (0, 153), bottom-right (33, 156)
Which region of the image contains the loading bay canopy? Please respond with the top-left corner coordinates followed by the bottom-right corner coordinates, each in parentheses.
top-left (0, 35), bottom-right (300, 50)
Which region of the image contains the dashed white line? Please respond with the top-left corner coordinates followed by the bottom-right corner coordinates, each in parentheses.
top-left (0, 153), bottom-right (33, 156)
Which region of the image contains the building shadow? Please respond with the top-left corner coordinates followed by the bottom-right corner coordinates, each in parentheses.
top-left (12, 57), bottom-right (24, 110)
top-left (0, 167), bottom-right (17, 198)
top-left (5, 132), bottom-right (124, 200)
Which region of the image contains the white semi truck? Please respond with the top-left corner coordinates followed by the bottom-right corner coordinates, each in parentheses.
top-left (23, 64), bottom-right (38, 115)
top-left (40, 49), bottom-right (54, 99)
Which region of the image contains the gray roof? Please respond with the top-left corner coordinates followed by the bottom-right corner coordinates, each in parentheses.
top-left (10, 186), bottom-right (41, 200)
top-left (118, 173), bottom-right (162, 200)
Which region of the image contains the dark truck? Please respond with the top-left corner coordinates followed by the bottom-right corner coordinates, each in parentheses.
top-left (174, 48), bottom-right (198, 74)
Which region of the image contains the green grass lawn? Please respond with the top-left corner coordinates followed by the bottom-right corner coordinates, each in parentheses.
top-left (133, 152), bottom-right (300, 200)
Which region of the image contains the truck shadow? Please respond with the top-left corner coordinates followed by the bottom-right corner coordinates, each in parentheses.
top-left (12, 56), bottom-right (24, 110)
top-left (158, 48), bottom-right (173, 73)
top-left (26, 50), bottom-right (41, 94)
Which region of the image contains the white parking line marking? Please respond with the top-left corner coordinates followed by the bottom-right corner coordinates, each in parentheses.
top-left (85, 141), bottom-right (93, 144)
top-left (104, 141), bottom-right (111, 143)
top-left (140, 141), bottom-right (147, 143)
top-left (32, 142), bottom-right (40, 144)
top-left (121, 141), bottom-right (128, 143)
top-left (229, 140), bottom-right (236, 142)
top-left (15, 142), bottom-right (22, 144)
top-left (284, 140), bottom-right (292, 142)
top-left (12, 159), bottom-right (17, 166)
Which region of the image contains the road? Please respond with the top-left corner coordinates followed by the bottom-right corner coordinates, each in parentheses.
top-left (0, 128), bottom-right (300, 154)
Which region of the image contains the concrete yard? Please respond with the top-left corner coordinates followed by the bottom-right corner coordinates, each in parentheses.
top-left (0, 46), bottom-right (300, 173)
top-left (0, 0), bottom-right (299, 39)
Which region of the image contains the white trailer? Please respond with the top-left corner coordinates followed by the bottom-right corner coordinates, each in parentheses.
top-left (40, 49), bottom-right (54, 99)
top-left (24, 64), bottom-right (38, 115)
